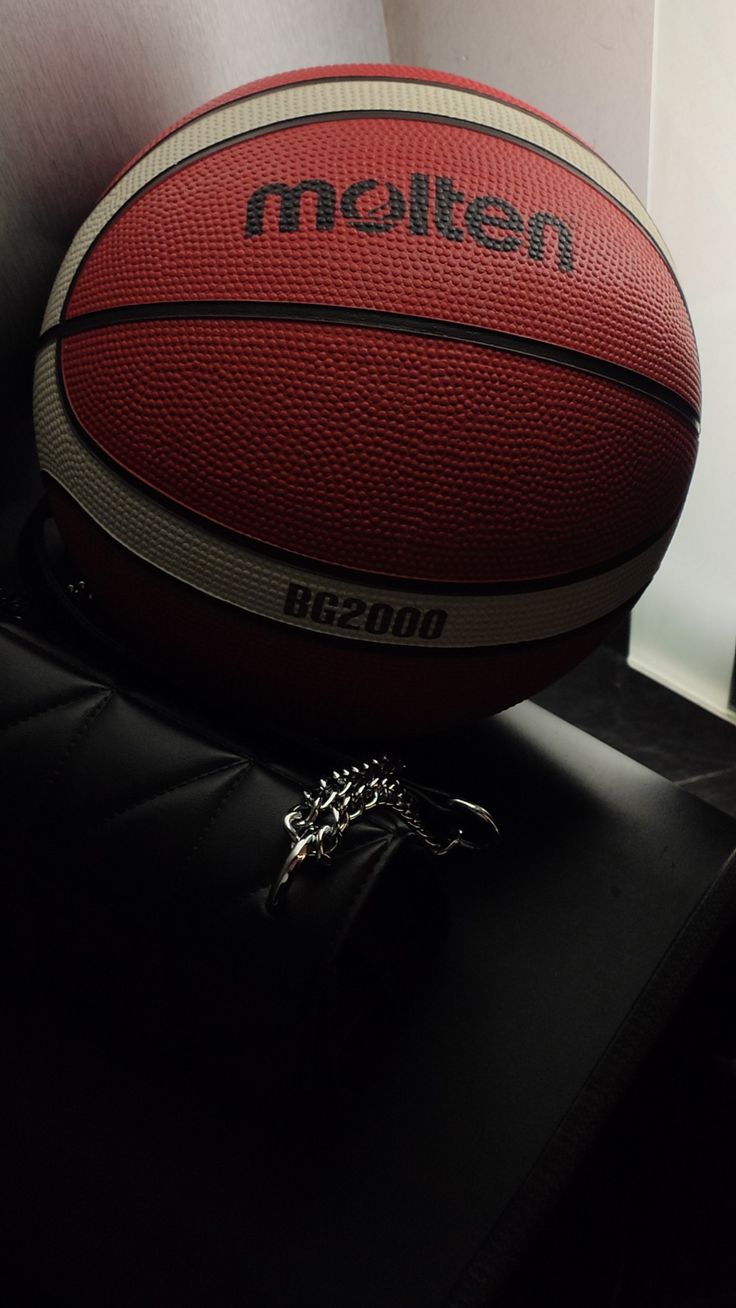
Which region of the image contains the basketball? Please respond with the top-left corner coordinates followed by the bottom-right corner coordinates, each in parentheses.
top-left (33, 64), bottom-right (700, 737)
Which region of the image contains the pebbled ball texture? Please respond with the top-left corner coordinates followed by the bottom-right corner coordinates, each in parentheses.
top-left (36, 63), bottom-right (700, 738)
top-left (61, 319), bottom-right (696, 583)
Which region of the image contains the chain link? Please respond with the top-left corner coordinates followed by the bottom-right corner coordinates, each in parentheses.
top-left (0, 583), bottom-right (28, 623)
top-left (269, 756), bottom-right (498, 910)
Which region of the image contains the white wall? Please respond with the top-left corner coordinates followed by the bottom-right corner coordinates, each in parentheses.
top-left (383, 0), bottom-right (655, 199)
top-left (628, 0), bottom-right (736, 722)
top-left (0, 0), bottom-right (389, 366)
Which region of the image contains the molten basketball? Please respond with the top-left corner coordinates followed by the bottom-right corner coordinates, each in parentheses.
top-left (33, 64), bottom-right (700, 737)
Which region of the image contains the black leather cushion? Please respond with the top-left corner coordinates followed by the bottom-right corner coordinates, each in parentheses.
top-left (5, 600), bottom-right (736, 1306)
top-left (2, 616), bottom-right (451, 1102)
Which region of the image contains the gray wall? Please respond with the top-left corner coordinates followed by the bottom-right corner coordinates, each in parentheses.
top-left (384, 0), bottom-right (655, 199)
top-left (0, 0), bottom-right (388, 372)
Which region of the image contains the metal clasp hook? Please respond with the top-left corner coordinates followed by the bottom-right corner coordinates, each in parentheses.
top-left (449, 797), bottom-right (500, 851)
top-left (268, 833), bottom-right (314, 913)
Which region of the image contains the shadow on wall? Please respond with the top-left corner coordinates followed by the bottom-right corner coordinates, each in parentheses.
top-left (0, 1), bottom-right (205, 391)
top-left (0, 0), bottom-right (389, 394)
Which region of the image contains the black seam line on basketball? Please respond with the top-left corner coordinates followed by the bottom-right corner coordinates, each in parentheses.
top-left (100, 73), bottom-right (614, 201)
top-left (44, 300), bottom-right (699, 430)
top-left (41, 345), bottom-right (681, 609)
top-left (60, 108), bottom-right (686, 327)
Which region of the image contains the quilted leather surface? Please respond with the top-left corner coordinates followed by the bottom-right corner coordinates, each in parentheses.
top-left (5, 511), bottom-right (736, 1308)
top-left (1, 617), bottom-right (433, 1089)
top-left (5, 649), bottom-right (736, 1308)
top-left (4, 550), bottom-right (736, 1307)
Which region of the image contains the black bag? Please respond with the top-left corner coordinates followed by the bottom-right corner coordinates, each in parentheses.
top-left (5, 501), bottom-right (736, 1308)
top-left (3, 502), bottom-right (492, 1102)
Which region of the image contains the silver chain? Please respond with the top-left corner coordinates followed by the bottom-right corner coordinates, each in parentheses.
top-left (269, 756), bottom-right (498, 910)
